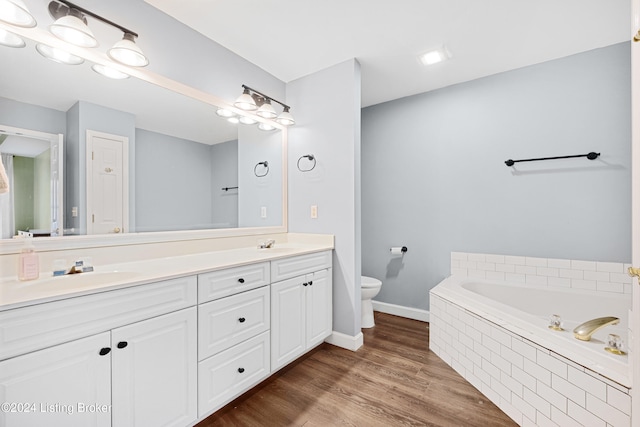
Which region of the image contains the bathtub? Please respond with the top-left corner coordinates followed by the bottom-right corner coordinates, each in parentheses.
top-left (430, 275), bottom-right (632, 426)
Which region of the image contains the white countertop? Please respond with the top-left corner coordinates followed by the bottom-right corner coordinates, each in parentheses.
top-left (0, 242), bottom-right (333, 312)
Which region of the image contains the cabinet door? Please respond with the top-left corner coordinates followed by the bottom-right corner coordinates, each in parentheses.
top-left (306, 269), bottom-right (333, 349)
top-left (270, 276), bottom-right (305, 371)
top-left (111, 307), bottom-right (197, 427)
top-left (0, 332), bottom-right (111, 427)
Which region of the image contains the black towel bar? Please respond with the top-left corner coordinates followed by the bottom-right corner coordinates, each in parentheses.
top-left (505, 152), bottom-right (600, 167)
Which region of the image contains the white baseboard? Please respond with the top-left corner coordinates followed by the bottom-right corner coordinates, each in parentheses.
top-left (325, 331), bottom-right (363, 351)
top-left (372, 300), bottom-right (430, 322)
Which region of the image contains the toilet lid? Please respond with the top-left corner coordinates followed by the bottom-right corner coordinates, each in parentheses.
top-left (361, 276), bottom-right (382, 288)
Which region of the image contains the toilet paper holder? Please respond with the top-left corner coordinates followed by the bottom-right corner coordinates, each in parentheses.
top-left (390, 246), bottom-right (408, 255)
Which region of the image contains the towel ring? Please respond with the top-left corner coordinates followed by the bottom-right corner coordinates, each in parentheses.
top-left (254, 161), bottom-right (269, 177)
top-left (297, 154), bottom-right (316, 172)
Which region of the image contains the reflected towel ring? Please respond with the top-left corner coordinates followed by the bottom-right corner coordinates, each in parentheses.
top-left (297, 154), bottom-right (316, 172)
top-left (254, 161), bottom-right (269, 177)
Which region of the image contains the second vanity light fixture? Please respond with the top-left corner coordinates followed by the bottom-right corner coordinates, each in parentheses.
top-left (0, 0), bottom-right (148, 76)
top-left (217, 84), bottom-right (295, 130)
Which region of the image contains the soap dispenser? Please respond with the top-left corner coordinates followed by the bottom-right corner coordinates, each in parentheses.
top-left (18, 237), bottom-right (39, 281)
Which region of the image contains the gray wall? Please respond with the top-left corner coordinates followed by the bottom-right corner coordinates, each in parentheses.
top-left (211, 140), bottom-right (239, 229)
top-left (361, 42), bottom-right (631, 312)
top-left (0, 97), bottom-right (66, 135)
top-left (288, 59), bottom-right (362, 337)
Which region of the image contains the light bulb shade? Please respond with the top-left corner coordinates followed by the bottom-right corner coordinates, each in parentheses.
top-left (108, 33), bottom-right (149, 67)
top-left (227, 116), bottom-right (240, 124)
top-left (0, 28), bottom-right (25, 47)
top-left (0, 0), bottom-right (36, 27)
top-left (50, 13), bottom-right (98, 47)
top-left (234, 89), bottom-right (257, 111)
top-left (92, 64), bottom-right (129, 80)
top-left (258, 122), bottom-right (275, 131)
top-left (276, 108), bottom-right (295, 126)
top-left (36, 43), bottom-right (84, 65)
top-left (256, 100), bottom-right (277, 119)
top-left (216, 108), bottom-right (235, 118)
top-left (239, 116), bottom-right (257, 125)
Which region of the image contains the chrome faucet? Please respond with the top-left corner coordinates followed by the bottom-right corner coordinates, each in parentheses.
top-left (573, 316), bottom-right (619, 341)
top-left (258, 239), bottom-right (276, 249)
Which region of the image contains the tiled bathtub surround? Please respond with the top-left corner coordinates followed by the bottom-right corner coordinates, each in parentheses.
top-left (429, 294), bottom-right (631, 426)
top-left (450, 252), bottom-right (633, 294)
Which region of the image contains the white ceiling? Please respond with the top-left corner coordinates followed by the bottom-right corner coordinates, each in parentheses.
top-left (145, 0), bottom-right (631, 107)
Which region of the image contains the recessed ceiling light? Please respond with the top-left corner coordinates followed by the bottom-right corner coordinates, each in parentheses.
top-left (418, 46), bottom-right (451, 66)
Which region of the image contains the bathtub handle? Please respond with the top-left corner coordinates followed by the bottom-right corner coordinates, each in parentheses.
top-left (628, 266), bottom-right (640, 279)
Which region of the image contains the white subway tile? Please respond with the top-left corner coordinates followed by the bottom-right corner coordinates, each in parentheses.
top-left (548, 258), bottom-right (571, 269)
top-left (501, 370), bottom-right (524, 398)
top-left (610, 272), bottom-right (633, 284)
top-left (459, 260), bottom-right (478, 269)
top-left (524, 387), bottom-right (551, 419)
top-left (551, 374), bottom-right (585, 407)
top-left (533, 411), bottom-right (558, 427)
top-left (486, 254), bottom-right (505, 264)
top-left (567, 401), bottom-right (606, 427)
top-left (583, 271), bottom-right (610, 282)
top-left (505, 255), bottom-right (526, 265)
top-left (491, 376), bottom-right (512, 401)
top-left (571, 259), bottom-right (597, 271)
top-left (450, 259), bottom-right (460, 269)
top-left (468, 253), bottom-right (486, 262)
top-left (537, 380), bottom-right (568, 412)
top-left (465, 324), bottom-right (482, 342)
top-left (551, 352), bottom-right (588, 373)
top-left (458, 332), bottom-right (474, 352)
top-left (607, 385), bottom-right (631, 416)
top-left (465, 346), bottom-right (482, 367)
top-left (624, 283), bottom-right (632, 294)
top-left (451, 359), bottom-right (465, 376)
top-left (596, 262), bottom-right (624, 273)
top-left (474, 363), bottom-right (492, 386)
top-left (496, 263), bottom-right (516, 273)
top-left (465, 371), bottom-right (482, 392)
top-left (491, 328), bottom-right (512, 348)
top-left (559, 269), bottom-right (584, 280)
top-left (596, 281), bottom-right (624, 293)
top-left (550, 405), bottom-right (584, 427)
top-left (500, 398), bottom-right (523, 426)
top-left (474, 317), bottom-right (493, 335)
top-left (526, 257), bottom-right (548, 267)
top-left (490, 351), bottom-right (512, 375)
top-left (512, 393), bottom-right (538, 422)
top-left (468, 269), bottom-right (487, 279)
top-left (501, 345), bottom-right (524, 369)
top-left (571, 279), bottom-right (597, 291)
top-left (451, 252), bottom-right (468, 261)
top-left (512, 365), bottom-right (537, 391)
top-left (524, 358), bottom-right (552, 387)
top-left (537, 350), bottom-right (568, 379)
top-left (505, 273), bottom-right (526, 283)
top-left (526, 275), bottom-right (548, 286)
top-left (585, 394), bottom-right (630, 427)
top-left (485, 271), bottom-right (506, 281)
top-left (537, 267), bottom-right (559, 277)
top-left (477, 262), bottom-right (496, 271)
top-left (482, 335), bottom-right (501, 355)
top-left (512, 338), bottom-right (537, 362)
top-left (548, 277), bottom-right (571, 288)
top-left (516, 265), bottom-right (537, 275)
top-left (474, 341), bottom-right (492, 361)
top-left (482, 358), bottom-right (502, 380)
top-left (450, 267), bottom-right (468, 276)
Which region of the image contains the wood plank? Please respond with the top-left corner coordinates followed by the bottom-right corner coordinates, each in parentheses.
top-left (196, 312), bottom-right (517, 427)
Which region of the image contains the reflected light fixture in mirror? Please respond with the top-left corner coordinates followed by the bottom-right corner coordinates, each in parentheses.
top-left (92, 63), bottom-right (129, 79)
top-left (49, 6), bottom-right (97, 47)
top-left (0, 0), bottom-right (36, 27)
top-left (234, 87), bottom-right (258, 110)
top-left (0, 27), bottom-right (25, 47)
top-left (236, 85), bottom-right (295, 127)
top-left (256, 98), bottom-right (277, 119)
top-left (35, 43), bottom-right (84, 64)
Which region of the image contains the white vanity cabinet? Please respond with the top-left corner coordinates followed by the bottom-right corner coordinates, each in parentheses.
top-left (0, 276), bottom-right (198, 427)
top-left (270, 252), bottom-right (333, 372)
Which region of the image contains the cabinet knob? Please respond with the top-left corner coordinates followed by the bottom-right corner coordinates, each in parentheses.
top-left (117, 341), bottom-right (128, 349)
top-left (99, 347), bottom-right (111, 356)
top-left (238, 317), bottom-right (246, 323)
top-left (308, 280), bottom-right (313, 286)
top-left (303, 282), bottom-right (308, 286)
top-left (238, 278), bottom-right (245, 284)
top-left (238, 367), bottom-right (245, 373)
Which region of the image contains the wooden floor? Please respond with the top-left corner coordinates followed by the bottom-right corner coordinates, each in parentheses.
top-left (197, 312), bottom-right (517, 427)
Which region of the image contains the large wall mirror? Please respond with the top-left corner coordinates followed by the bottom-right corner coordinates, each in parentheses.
top-left (0, 18), bottom-right (286, 247)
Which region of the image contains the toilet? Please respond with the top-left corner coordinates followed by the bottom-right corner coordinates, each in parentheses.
top-left (361, 276), bottom-right (382, 328)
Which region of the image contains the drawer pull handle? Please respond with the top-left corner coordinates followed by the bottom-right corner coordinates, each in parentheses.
top-left (238, 317), bottom-right (246, 323)
top-left (99, 347), bottom-right (111, 356)
top-left (117, 341), bottom-right (128, 349)
top-left (303, 282), bottom-right (308, 286)
top-left (238, 278), bottom-right (245, 284)
top-left (238, 367), bottom-right (245, 373)
top-left (308, 280), bottom-right (313, 286)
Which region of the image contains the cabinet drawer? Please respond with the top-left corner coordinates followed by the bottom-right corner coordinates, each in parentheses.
top-left (198, 286), bottom-right (270, 360)
top-left (198, 262), bottom-right (270, 303)
top-left (0, 276), bottom-right (197, 361)
top-left (198, 331), bottom-right (270, 417)
top-left (270, 251), bottom-right (332, 282)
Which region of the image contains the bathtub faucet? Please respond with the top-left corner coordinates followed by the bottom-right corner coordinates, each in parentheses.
top-left (573, 316), bottom-right (619, 341)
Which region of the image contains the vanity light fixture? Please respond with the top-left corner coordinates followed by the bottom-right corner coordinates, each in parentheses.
top-left (235, 84), bottom-right (295, 127)
top-left (0, 27), bottom-right (25, 47)
top-left (35, 43), bottom-right (84, 64)
top-left (46, 0), bottom-right (149, 66)
top-left (418, 45), bottom-right (452, 66)
top-left (91, 64), bottom-right (129, 79)
top-left (0, 0), bottom-right (37, 28)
